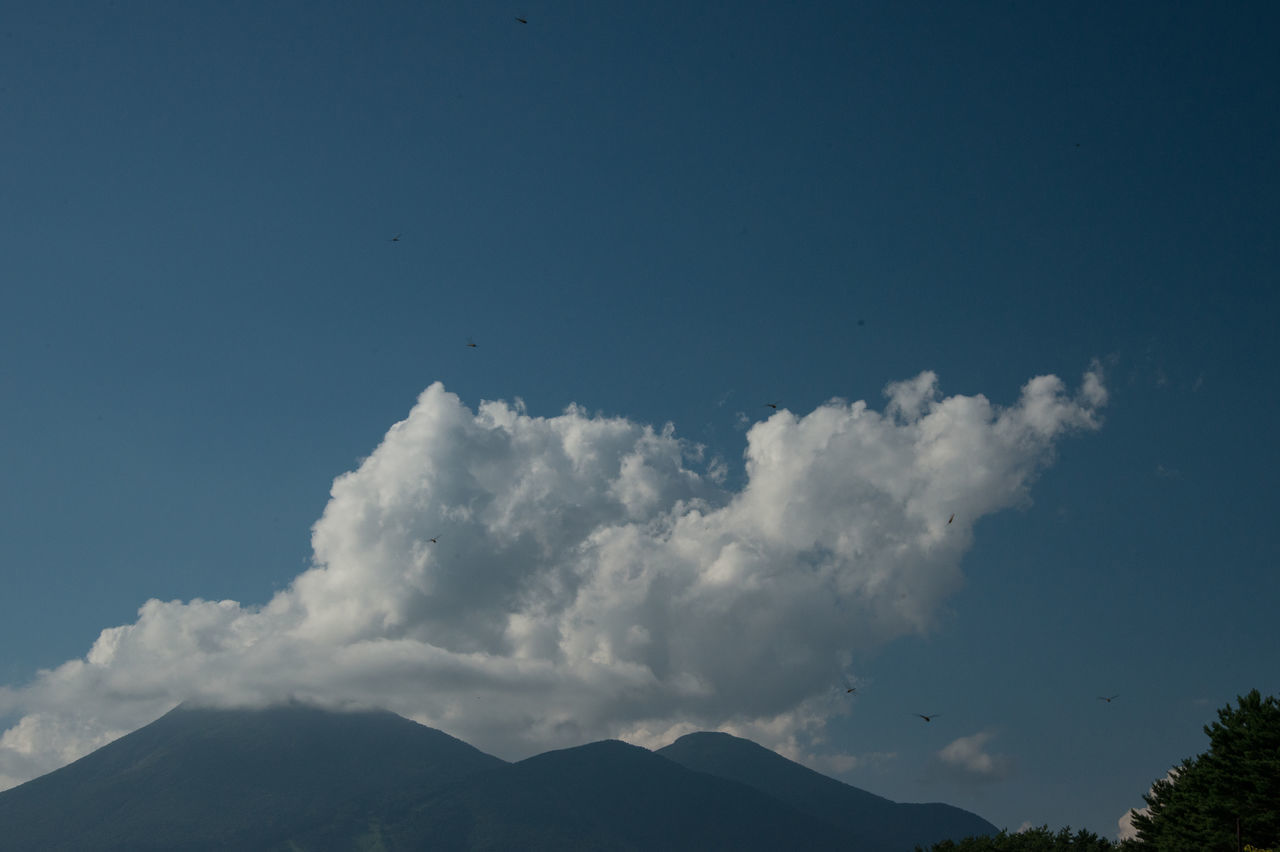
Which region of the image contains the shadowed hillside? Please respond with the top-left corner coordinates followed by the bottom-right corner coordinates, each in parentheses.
top-left (389, 738), bottom-right (847, 850)
top-left (0, 705), bottom-right (996, 851)
top-left (0, 702), bottom-right (506, 850)
top-left (658, 731), bottom-right (997, 852)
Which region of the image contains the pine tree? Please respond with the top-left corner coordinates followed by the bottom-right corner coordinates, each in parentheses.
top-left (1129, 690), bottom-right (1280, 851)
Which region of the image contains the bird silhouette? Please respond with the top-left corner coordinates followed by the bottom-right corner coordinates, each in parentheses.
top-left (515, 16), bottom-right (527, 23)
top-left (428, 537), bottom-right (438, 544)
top-left (389, 233), bottom-right (401, 242)
top-left (1098, 695), bottom-right (1119, 703)
top-left (845, 684), bottom-right (858, 694)
top-left (465, 338), bottom-right (478, 348)
top-left (948, 513), bottom-right (955, 524)
top-left (764, 402), bottom-right (778, 410)
top-left (913, 713), bottom-right (940, 722)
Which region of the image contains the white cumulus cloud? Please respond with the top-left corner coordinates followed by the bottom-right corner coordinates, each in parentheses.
top-left (0, 366), bottom-right (1106, 790)
top-left (1117, 767), bottom-right (1179, 841)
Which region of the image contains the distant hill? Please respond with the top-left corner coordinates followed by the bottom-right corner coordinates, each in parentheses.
top-left (658, 731), bottom-right (997, 852)
top-left (0, 704), bottom-right (995, 851)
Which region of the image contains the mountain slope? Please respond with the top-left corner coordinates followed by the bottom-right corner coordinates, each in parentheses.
top-left (390, 738), bottom-right (847, 851)
top-left (0, 702), bottom-right (506, 851)
top-left (0, 705), bottom-right (998, 851)
top-left (657, 731), bottom-right (997, 852)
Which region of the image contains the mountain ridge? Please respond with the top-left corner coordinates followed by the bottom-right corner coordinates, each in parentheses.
top-left (0, 703), bottom-right (995, 851)
top-left (658, 730), bottom-right (998, 851)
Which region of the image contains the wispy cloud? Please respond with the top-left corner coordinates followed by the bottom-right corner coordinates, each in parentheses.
top-left (935, 731), bottom-right (1014, 783)
top-left (808, 749), bottom-right (897, 776)
top-left (0, 366), bottom-right (1106, 790)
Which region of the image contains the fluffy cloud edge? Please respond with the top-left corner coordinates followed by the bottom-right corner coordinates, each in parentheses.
top-left (0, 365), bottom-right (1106, 790)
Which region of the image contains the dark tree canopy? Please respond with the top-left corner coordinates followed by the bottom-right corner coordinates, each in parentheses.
top-left (918, 825), bottom-right (1119, 851)
top-left (1129, 689), bottom-right (1280, 852)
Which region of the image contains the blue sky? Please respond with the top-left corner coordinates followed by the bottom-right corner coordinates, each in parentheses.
top-left (2, 0), bottom-right (1278, 838)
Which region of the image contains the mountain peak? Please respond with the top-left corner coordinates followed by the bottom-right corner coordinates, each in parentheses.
top-left (0, 702), bottom-right (506, 850)
top-left (658, 730), bottom-right (996, 852)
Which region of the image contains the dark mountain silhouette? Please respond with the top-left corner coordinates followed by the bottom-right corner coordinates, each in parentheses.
top-left (657, 731), bottom-right (997, 852)
top-left (0, 702), bottom-right (505, 851)
top-left (390, 739), bottom-right (846, 850)
top-left (0, 704), bottom-right (995, 851)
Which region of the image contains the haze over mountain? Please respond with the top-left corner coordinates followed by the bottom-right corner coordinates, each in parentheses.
top-left (0, 703), bottom-right (995, 851)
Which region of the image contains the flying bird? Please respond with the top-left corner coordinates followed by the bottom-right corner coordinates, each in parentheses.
top-left (845, 685), bottom-right (858, 694)
top-left (948, 513), bottom-right (955, 524)
top-left (465, 338), bottom-right (478, 348)
top-left (913, 713), bottom-right (940, 722)
top-left (428, 537), bottom-right (438, 544)
top-left (764, 402), bottom-right (778, 410)
top-left (1098, 695), bottom-right (1119, 703)
top-left (515, 16), bottom-right (527, 23)
top-left (389, 233), bottom-right (401, 242)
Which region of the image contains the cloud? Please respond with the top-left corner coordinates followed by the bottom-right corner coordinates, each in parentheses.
top-left (807, 749), bottom-right (897, 776)
top-left (1117, 767), bottom-right (1179, 841)
top-left (935, 731), bottom-right (1014, 783)
top-left (0, 366), bottom-right (1106, 790)
top-left (1116, 809), bottom-right (1140, 842)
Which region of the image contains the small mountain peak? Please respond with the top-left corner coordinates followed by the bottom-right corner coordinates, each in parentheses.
top-left (668, 730), bottom-right (756, 747)
top-left (672, 730), bottom-right (735, 742)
